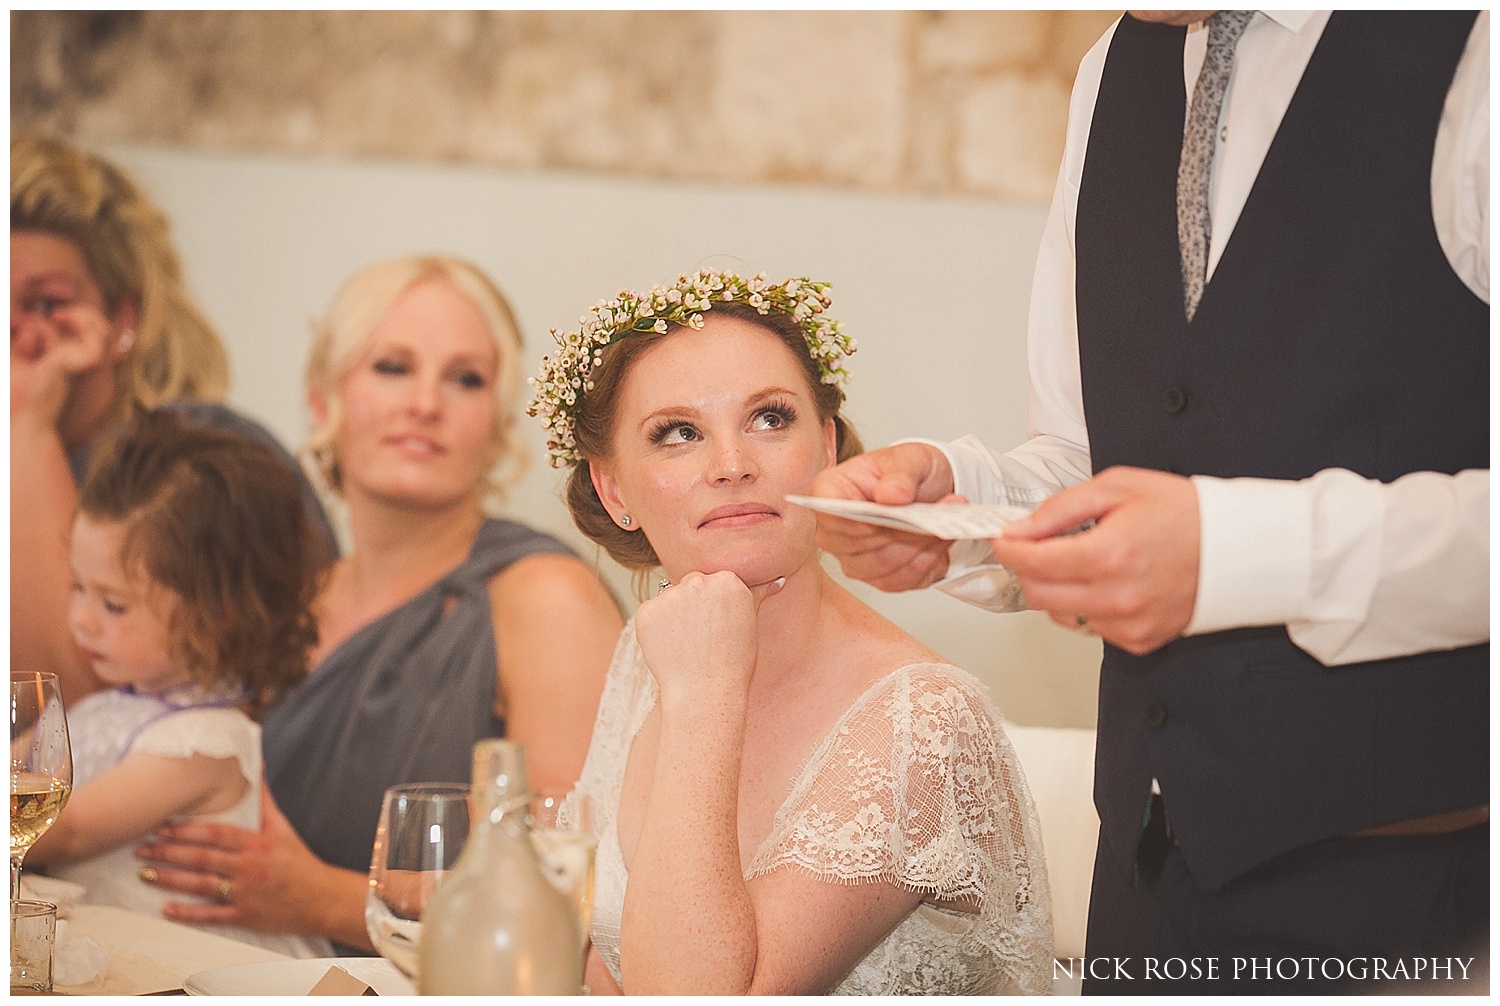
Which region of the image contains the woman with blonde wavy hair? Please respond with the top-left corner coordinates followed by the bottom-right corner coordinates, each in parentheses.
top-left (134, 255), bottom-right (623, 954)
top-left (11, 131), bottom-right (332, 706)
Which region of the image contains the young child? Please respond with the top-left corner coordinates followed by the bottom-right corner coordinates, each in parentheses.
top-left (27, 409), bottom-right (334, 958)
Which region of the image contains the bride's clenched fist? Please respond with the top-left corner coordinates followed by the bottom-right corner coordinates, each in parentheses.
top-left (635, 570), bottom-right (783, 704)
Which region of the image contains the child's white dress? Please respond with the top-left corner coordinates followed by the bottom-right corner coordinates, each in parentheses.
top-left (53, 685), bottom-right (332, 959)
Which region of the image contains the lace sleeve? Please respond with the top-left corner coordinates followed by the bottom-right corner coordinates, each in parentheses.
top-left (748, 664), bottom-right (1054, 994)
top-left (131, 708), bottom-right (259, 793)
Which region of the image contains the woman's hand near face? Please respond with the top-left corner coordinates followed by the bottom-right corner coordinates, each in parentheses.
top-left (10, 302), bottom-right (114, 428)
top-left (634, 571), bottom-right (767, 704)
top-left (618, 569), bottom-right (790, 993)
top-left (134, 782), bottom-right (373, 949)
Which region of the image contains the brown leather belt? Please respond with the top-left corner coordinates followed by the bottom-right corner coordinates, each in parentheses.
top-left (1349, 806), bottom-right (1488, 838)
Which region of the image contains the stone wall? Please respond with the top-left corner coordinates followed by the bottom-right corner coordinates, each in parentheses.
top-left (12, 10), bottom-right (1119, 203)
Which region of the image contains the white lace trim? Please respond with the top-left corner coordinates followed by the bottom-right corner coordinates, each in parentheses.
top-left (133, 707), bottom-right (260, 792)
top-left (577, 622), bottom-right (1054, 995)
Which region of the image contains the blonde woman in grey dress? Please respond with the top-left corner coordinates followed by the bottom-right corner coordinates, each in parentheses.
top-left (134, 256), bottom-right (623, 953)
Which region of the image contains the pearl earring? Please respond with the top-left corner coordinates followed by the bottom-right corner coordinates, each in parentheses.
top-left (620, 514), bottom-right (632, 528)
top-left (117, 329), bottom-right (136, 353)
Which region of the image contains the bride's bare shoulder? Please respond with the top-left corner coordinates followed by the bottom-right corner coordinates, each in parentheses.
top-left (824, 584), bottom-right (949, 676)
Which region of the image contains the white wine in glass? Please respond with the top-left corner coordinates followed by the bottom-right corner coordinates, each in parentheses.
top-left (530, 789), bottom-right (597, 957)
top-left (10, 673), bottom-right (72, 899)
top-left (365, 782), bottom-right (470, 980)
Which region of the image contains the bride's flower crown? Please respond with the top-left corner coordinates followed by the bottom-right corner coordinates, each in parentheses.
top-left (527, 269), bottom-right (856, 467)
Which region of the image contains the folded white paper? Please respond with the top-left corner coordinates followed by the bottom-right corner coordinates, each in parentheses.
top-left (784, 495), bottom-right (1032, 540)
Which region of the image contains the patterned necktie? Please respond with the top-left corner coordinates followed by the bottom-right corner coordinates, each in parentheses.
top-left (1176, 10), bottom-right (1255, 322)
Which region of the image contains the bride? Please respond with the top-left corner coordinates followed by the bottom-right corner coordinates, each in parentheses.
top-left (529, 270), bottom-right (1054, 994)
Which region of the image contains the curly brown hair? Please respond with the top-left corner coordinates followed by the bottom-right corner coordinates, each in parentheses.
top-left (565, 301), bottom-right (863, 572)
top-left (78, 409), bottom-right (330, 717)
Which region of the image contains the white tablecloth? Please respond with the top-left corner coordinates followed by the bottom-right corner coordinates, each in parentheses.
top-left (55, 904), bottom-right (290, 995)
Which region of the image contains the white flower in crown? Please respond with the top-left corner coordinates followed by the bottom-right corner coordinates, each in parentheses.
top-left (526, 269), bottom-right (857, 467)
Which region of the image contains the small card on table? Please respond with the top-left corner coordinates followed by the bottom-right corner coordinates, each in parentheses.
top-left (309, 966), bottom-right (379, 995)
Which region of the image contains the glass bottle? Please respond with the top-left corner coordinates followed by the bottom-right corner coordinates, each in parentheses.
top-left (417, 739), bottom-right (582, 994)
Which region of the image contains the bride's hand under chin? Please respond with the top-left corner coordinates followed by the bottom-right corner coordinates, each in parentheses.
top-left (634, 570), bottom-right (783, 702)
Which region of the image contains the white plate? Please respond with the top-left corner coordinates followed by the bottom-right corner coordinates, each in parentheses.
top-left (183, 956), bottom-right (414, 996)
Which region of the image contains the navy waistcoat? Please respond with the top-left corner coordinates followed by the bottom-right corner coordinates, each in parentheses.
top-left (1075, 12), bottom-right (1488, 890)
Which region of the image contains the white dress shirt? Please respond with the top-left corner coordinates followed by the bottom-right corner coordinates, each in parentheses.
top-left (926, 11), bottom-right (1489, 666)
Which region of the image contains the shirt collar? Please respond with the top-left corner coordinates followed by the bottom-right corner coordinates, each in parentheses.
top-left (1258, 11), bottom-right (1318, 33)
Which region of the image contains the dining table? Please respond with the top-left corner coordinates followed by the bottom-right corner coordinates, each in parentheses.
top-left (23, 875), bottom-right (413, 996)
top-left (54, 903), bottom-right (289, 995)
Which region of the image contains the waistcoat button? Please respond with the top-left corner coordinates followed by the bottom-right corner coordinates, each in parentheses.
top-left (1164, 388), bottom-right (1187, 414)
top-left (1144, 704), bottom-right (1168, 729)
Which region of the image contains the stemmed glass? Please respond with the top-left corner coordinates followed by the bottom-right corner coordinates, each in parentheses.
top-left (10, 673), bottom-right (72, 899)
top-left (365, 783), bottom-right (471, 980)
top-left (529, 789), bottom-right (597, 971)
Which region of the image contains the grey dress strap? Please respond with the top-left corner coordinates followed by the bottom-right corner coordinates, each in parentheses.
top-left (261, 519), bottom-right (578, 880)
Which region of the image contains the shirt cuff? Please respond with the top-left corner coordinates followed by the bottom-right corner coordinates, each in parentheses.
top-left (891, 437), bottom-right (1029, 611)
top-left (934, 553), bottom-right (1030, 613)
top-left (1187, 474), bottom-right (1314, 635)
top-left (892, 434), bottom-right (1017, 507)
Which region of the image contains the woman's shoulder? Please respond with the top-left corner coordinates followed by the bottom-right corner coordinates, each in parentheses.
top-left (830, 594), bottom-right (993, 714)
top-left (751, 660), bottom-right (1021, 893)
top-left (69, 399), bottom-right (280, 484)
top-left (843, 660), bottom-right (1000, 737)
top-left (830, 581), bottom-right (948, 662)
top-left (484, 531), bottom-right (622, 622)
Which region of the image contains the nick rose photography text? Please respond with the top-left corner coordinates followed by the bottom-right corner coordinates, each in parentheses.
top-left (1054, 957), bottom-right (1479, 983)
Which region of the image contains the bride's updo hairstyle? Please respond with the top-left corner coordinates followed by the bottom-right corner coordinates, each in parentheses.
top-left (529, 271), bottom-right (861, 573)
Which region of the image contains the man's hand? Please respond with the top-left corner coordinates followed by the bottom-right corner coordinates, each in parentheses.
top-left (991, 466), bottom-right (1200, 655)
top-left (808, 443), bottom-right (961, 592)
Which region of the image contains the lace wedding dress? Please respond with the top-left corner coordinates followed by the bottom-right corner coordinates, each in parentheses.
top-left (575, 622), bottom-right (1055, 994)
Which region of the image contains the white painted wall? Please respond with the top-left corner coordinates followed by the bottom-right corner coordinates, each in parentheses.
top-left (104, 143), bottom-right (1101, 728)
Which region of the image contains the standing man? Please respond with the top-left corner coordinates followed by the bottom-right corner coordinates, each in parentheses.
top-left (812, 11), bottom-right (1487, 988)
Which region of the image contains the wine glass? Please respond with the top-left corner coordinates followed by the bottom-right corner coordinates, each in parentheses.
top-left (10, 673), bottom-right (72, 899)
top-left (529, 789), bottom-right (597, 960)
top-left (366, 782), bottom-right (471, 980)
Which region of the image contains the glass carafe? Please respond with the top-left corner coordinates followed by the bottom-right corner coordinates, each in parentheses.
top-left (416, 740), bottom-right (581, 994)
